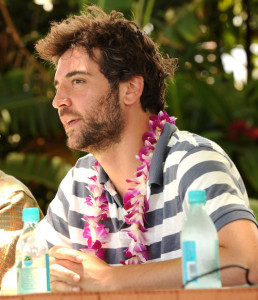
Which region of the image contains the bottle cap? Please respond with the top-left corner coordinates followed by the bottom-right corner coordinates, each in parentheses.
top-left (22, 207), bottom-right (40, 222)
top-left (188, 190), bottom-right (206, 204)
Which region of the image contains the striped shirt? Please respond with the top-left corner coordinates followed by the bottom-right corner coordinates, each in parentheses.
top-left (38, 123), bottom-right (257, 265)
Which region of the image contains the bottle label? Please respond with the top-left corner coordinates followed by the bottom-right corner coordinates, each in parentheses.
top-left (46, 253), bottom-right (51, 292)
top-left (17, 253), bottom-right (50, 294)
top-left (182, 241), bottom-right (198, 284)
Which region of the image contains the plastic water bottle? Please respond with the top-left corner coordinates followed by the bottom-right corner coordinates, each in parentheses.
top-left (16, 208), bottom-right (51, 294)
top-left (181, 190), bottom-right (221, 289)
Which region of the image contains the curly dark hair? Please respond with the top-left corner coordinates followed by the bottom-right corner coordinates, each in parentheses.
top-left (35, 5), bottom-right (177, 114)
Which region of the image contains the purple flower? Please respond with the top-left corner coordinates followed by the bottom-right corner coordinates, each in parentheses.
top-left (96, 248), bottom-right (105, 260)
top-left (88, 237), bottom-right (102, 249)
top-left (142, 131), bottom-right (157, 144)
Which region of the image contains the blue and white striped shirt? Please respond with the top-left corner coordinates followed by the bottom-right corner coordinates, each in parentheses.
top-left (39, 123), bottom-right (257, 265)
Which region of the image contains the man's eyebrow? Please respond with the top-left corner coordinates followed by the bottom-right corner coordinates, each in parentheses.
top-left (53, 71), bottom-right (91, 88)
top-left (66, 70), bottom-right (91, 78)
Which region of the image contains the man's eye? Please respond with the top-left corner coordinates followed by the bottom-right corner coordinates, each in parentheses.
top-left (73, 79), bottom-right (84, 85)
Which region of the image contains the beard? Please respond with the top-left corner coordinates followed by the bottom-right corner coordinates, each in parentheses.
top-left (64, 87), bottom-right (125, 154)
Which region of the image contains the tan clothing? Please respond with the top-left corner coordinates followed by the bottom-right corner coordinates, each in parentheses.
top-left (0, 171), bottom-right (43, 286)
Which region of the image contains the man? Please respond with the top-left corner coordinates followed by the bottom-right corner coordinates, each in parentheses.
top-left (36, 6), bottom-right (258, 292)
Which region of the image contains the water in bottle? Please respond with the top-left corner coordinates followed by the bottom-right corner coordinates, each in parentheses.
top-left (16, 207), bottom-right (50, 294)
top-left (181, 190), bottom-right (221, 289)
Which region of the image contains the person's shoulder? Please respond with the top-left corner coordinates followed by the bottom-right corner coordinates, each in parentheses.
top-left (66, 154), bottom-right (97, 182)
top-left (60, 154), bottom-right (96, 182)
top-left (54, 154), bottom-right (97, 200)
top-left (168, 128), bottom-right (225, 155)
top-left (0, 170), bottom-right (35, 200)
top-left (74, 153), bottom-right (96, 169)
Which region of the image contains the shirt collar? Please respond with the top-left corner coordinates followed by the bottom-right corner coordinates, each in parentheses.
top-left (99, 165), bottom-right (109, 185)
top-left (149, 123), bottom-right (177, 186)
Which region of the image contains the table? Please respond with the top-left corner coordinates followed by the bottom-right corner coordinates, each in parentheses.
top-left (1, 287), bottom-right (258, 300)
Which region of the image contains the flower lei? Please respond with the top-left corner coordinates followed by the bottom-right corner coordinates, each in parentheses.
top-left (82, 111), bottom-right (176, 264)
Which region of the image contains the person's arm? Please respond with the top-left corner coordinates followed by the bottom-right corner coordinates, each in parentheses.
top-left (218, 219), bottom-right (258, 286)
top-left (49, 219), bottom-right (258, 292)
top-left (49, 247), bottom-right (182, 292)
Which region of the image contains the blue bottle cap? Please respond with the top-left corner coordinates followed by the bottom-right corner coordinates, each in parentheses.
top-left (188, 190), bottom-right (206, 204)
top-left (22, 207), bottom-right (40, 222)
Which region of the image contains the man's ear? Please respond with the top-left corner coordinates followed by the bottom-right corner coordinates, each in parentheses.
top-left (122, 76), bottom-right (144, 105)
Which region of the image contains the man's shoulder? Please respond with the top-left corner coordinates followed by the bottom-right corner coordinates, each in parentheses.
top-left (74, 153), bottom-right (97, 169)
top-left (168, 128), bottom-right (225, 155)
top-left (61, 153), bottom-right (97, 184)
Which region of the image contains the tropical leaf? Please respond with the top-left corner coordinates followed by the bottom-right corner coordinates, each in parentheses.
top-left (238, 147), bottom-right (258, 194)
top-left (191, 78), bottom-right (233, 126)
top-left (175, 8), bottom-right (202, 43)
top-left (250, 199), bottom-right (258, 219)
top-left (84, 0), bottom-right (133, 12)
top-left (0, 69), bottom-right (61, 137)
top-left (0, 152), bottom-right (72, 190)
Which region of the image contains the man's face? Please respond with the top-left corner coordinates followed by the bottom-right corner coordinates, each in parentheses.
top-left (53, 47), bottom-right (125, 153)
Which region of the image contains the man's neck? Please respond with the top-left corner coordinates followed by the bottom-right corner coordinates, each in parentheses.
top-left (94, 110), bottom-right (152, 199)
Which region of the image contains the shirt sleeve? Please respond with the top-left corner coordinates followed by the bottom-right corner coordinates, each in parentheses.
top-left (177, 145), bottom-right (257, 231)
top-left (38, 169), bottom-right (73, 249)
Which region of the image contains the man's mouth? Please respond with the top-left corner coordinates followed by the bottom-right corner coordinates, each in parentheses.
top-left (64, 119), bottom-right (80, 131)
top-left (67, 119), bottom-right (74, 125)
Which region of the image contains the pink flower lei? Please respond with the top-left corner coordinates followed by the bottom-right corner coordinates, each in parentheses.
top-left (82, 111), bottom-right (176, 264)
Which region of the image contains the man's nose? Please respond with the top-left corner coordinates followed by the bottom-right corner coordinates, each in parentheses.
top-left (52, 85), bottom-right (72, 109)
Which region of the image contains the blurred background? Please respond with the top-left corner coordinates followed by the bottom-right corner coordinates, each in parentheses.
top-left (0, 0), bottom-right (258, 216)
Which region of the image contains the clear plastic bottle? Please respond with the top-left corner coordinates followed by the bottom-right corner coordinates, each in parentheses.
top-left (16, 207), bottom-right (51, 294)
top-left (181, 190), bottom-right (221, 289)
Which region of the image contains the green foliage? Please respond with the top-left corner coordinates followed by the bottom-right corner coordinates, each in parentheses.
top-left (0, 152), bottom-right (71, 190)
top-left (0, 69), bottom-right (61, 137)
top-left (239, 147), bottom-right (258, 194)
top-left (250, 199), bottom-right (258, 219)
